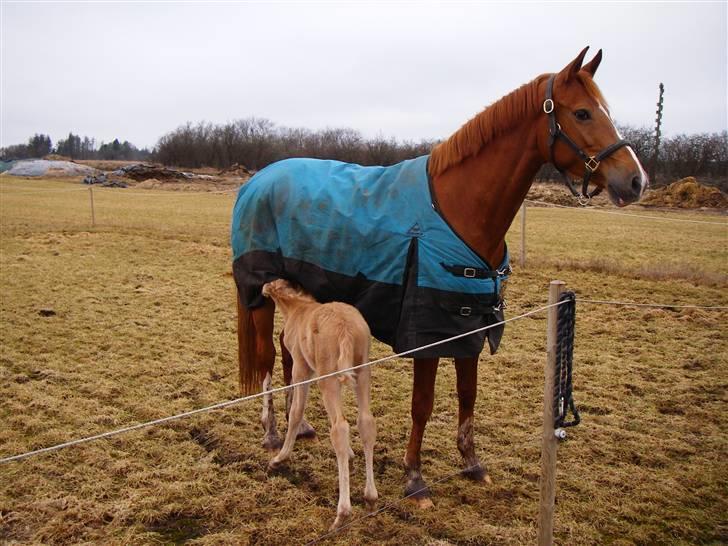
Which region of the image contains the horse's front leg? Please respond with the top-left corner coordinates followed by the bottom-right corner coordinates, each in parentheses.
top-left (403, 358), bottom-right (439, 507)
top-left (280, 331), bottom-right (316, 439)
top-left (454, 357), bottom-right (490, 483)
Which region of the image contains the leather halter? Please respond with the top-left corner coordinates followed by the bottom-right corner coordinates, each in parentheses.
top-left (544, 74), bottom-right (631, 203)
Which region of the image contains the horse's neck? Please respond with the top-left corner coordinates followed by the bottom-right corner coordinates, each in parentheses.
top-left (430, 121), bottom-right (543, 267)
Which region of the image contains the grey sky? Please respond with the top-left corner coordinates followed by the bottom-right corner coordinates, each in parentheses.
top-left (1, 1), bottom-right (726, 150)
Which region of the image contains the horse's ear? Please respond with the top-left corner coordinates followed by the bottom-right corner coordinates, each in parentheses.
top-left (582, 49), bottom-right (603, 77)
top-left (560, 46), bottom-right (590, 82)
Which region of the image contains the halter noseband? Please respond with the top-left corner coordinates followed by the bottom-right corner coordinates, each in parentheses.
top-left (544, 74), bottom-right (631, 204)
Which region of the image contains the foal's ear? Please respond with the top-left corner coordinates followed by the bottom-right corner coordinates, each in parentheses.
top-left (581, 49), bottom-right (603, 77)
top-left (560, 46), bottom-right (590, 82)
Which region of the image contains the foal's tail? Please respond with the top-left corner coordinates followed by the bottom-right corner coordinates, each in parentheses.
top-left (237, 293), bottom-right (265, 395)
top-left (337, 331), bottom-right (357, 386)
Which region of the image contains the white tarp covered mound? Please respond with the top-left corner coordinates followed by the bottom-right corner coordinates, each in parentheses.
top-left (3, 160), bottom-right (99, 177)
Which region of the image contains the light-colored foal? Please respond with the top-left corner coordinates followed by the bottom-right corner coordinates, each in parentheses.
top-left (262, 279), bottom-right (378, 530)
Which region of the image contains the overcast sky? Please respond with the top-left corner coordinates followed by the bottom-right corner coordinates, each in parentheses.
top-left (1, 1), bottom-right (726, 150)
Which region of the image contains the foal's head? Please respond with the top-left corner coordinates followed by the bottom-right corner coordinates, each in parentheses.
top-left (262, 279), bottom-right (316, 305)
top-left (538, 47), bottom-right (648, 206)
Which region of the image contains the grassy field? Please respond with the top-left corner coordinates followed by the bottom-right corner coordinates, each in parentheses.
top-left (1, 176), bottom-right (726, 545)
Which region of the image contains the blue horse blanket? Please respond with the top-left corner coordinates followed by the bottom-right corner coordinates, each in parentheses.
top-left (231, 154), bottom-right (509, 358)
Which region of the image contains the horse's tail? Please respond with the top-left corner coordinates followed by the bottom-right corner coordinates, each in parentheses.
top-left (236, 291), bottom-right (265, 395)
top-left (337, 330), bottom-right (357, 386)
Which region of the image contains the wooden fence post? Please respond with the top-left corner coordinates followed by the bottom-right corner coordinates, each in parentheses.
top-left (538, 280), bottom-right (565, 546)
top-left (520, 201), bottom-right (526, 268)
top-left (89, 187), bottom-right (96, 227)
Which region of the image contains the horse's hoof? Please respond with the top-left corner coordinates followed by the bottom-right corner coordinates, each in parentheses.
top-left (462, 463), bottom-right (488, 482)
top-left (268, 459), bottom-right (281, 471)
top-left (262, 434), bottom-right (283, 451)
top-left (364, 496), bottom-right (377, 512)
top-left (404, 476), bottom-right (430, 500)
top-left (296, 421), bottom-right (317, 440)
top-left (406, 496), bottom-right (434, 510)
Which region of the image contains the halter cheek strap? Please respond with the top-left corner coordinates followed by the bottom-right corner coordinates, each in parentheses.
top-left (544, 74), bottom-right (631, 203)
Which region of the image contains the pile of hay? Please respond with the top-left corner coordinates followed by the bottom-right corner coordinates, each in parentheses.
top-left (642, 177), bottom-right (728, 209)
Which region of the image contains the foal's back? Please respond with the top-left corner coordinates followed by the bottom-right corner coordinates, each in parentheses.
top-left (286, 301), bottom-right (371, 376)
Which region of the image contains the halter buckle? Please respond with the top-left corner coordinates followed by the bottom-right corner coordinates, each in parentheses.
top-left (585, 156), bottom-right (600, 172)
top-left (577, 194), bottom-right (591, 207)
top-left (543, 99), bottom-right (554, 114)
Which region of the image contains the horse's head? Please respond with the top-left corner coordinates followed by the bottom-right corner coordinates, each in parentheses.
top-left (539, 47), bottom-right (648, 206)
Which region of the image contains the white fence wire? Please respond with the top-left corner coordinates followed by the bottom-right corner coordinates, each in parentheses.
top-left (0, 301), bottom-right (564, 465)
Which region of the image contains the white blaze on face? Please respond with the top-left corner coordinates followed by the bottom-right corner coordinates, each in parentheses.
top-left (598, 101), bottom-right (648, 195)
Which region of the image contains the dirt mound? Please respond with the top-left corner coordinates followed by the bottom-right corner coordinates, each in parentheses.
top-left (217, 163), bottom-right (252, 177)
top-left (642, 177), bottom-right (728, 209)
top-left (111, 163), bottom-right (190, 181)
top-left (134, 178), bottom-right (163, 189)
top-left (526, 184), bottom-right (575, 206)
top-left (525, 182), bottom-right (611, 207)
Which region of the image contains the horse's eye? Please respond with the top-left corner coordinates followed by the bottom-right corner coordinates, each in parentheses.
top-left (574, 109), bottom-right (591, 121)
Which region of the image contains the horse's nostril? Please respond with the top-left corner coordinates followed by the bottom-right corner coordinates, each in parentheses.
top-left (631, 176), bottom-right (642, 195)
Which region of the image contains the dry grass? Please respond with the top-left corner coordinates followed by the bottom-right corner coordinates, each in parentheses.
top-left (1, 178), bottom-right (726, 545)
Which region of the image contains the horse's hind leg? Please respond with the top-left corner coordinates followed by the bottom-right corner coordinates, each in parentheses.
top-left (280, 331), bottom-right (316, 440)
top-left (403, 358), bottom-right (439, 508)
top-left (251, 300), bottom-right (282, 450)
top-left (455, 357), bottom-right (490, 483)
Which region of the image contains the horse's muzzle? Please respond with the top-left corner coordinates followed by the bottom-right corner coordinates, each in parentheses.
top-left (607, 171), bottom-right (647, 207)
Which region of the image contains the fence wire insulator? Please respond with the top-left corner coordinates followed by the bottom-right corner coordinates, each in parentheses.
top-left (554, 291), bottom-right (580, 429)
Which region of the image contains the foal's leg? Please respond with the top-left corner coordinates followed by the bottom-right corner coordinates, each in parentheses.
top-left (280, 331), bottom-right (317, 440)
top-left (252, 300), bottom-right (281, 450)
top-left (319, 376), bottom-right (352, 530)
top-left (269, 360), bottom-right (311, 469)
top-left (455, 357), bottom-right (489, 482)
top-left (403, 358), bottom-right (439, 506)
top-left (354, 365), bottom-right (378, 509)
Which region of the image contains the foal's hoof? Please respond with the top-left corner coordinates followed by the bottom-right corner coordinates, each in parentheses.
top-left (296, 420), bottom-right (317, 440)
top-left (364, 494), bottom-right (378, 512)
top-left (462, 463), bottom-right (490, 483)
top-left (261, 434), bottom-right (283, 451)
top-left (329, 511), bottom-right (351, 531)
top-left (267, 458), bottom-right (284, 471)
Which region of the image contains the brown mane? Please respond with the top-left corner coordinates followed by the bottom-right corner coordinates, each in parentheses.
top-left (428, 72), bottom-right (606, 177)
top-left (428, 74), bottom-right (549, 177)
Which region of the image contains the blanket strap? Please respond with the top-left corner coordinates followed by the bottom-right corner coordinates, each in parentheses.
top-left (439, 262), bottom-right (500, 279)
top-left (445, 304), bottom-right (498, 317)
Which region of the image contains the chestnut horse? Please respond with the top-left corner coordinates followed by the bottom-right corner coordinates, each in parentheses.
top-left (232, 47), bottom-right (647, 504)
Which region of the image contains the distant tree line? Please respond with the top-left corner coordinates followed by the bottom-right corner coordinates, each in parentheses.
top-left (155, 118), bottom-right (726, 187)
top-left (3, 123), bottom-right (725, 188)
top-left (154, 118), bottom-right (436, 170)
top-left (0, 132), bottom-right (152, 161)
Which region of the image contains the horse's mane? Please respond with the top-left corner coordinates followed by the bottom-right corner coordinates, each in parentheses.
top-left (428, 72), bottom-right (605, 177)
